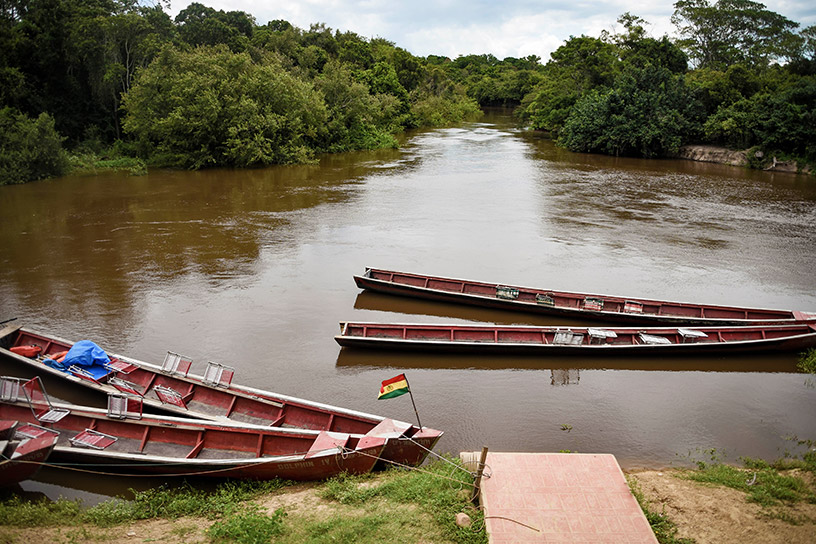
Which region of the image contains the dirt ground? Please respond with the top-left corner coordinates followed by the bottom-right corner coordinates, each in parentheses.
top-left (629, 469), bottom-right (816, 544)
top-left (2, 472), bottom-right (816, 543)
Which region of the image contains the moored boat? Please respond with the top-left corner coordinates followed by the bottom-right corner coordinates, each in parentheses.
top-left (335, 321), bottom-right (816, 355)
top-left (0, 420), bottom-right (59, 486)
top-left (0, 324), bottom-right (442, 468)
top-left (354, 267), bottom-right (816, 325)
top-left (0, 377), bottom-right (386, 480)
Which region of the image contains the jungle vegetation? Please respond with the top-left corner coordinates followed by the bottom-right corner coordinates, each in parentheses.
top-left (1, 0), bottom-right (814, 184)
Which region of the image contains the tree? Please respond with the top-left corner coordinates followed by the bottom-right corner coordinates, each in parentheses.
top-left (175, 2), bottom-right (254, 52)
top-left (314, 60), bottom-right (399, 151)
top-left (76, 5), bottom-right (175, 138)
top-left (671, 0), bottom-right (800, 69)
top-left (559, 65), bottom-right (702, 157)
top-left (547, 36), bottom-right (619, 91)
top-left (359, 61), bottom-right (409, 112)
top-left (517, 36), bottom-right (618, 133)
top-left (0, 107), bottom-right (68, 184)
top-left (703, 76), bottom-right (816, 161)
top-left (122, 45), bottom-right (328, 168)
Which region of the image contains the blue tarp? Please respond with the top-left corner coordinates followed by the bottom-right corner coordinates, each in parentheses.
top-left (62, 340), bottom-right (111, 368)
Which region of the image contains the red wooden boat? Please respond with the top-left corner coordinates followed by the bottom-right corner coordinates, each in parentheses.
top-left (335, 321), bottom-right (816, 355)
top-left (354, 267), bottom-right (816, 325)
top-left (0, 325), bottom-right (442, 468)
top-left (0, 376), bottom-right (385, 480)
top-left (0, 419), bottom-right (58, 486)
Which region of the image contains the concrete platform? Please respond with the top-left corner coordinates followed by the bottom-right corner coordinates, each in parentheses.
top-left (461, 452), bottom-right (657, 543)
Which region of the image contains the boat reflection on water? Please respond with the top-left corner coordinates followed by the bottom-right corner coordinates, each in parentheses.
top-left (335, 347), bottom-right (799, 375)
top-left (550, 368), bottom-right (580, 386)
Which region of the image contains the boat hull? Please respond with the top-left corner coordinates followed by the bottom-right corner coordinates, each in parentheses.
top-left (0, 402), bottom-right (384, 481)
top-left (0, 423), bottom-right (58, 486)
top-left (355, 268), bottom-right (816, 326)
top-left (335, 322), bottom-right (816, 356)
top-left (0, 325), bottom-right (442, 469)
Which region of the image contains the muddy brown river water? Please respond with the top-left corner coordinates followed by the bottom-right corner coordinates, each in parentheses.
top-left (1, 110), bottom-right (815, 501)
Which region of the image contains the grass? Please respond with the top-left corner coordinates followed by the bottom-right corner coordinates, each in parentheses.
top-left (0, 479), bottom-right (286, 528)
top-left (627, 477), bottom-right (695, 544)
top-left (67, 149), bottom-right (147, 176)
top-left (0, 459), bottom-right (485, 544)
top-left (683, 457), bottom-right (816, 508)
top-left (312, 458), bottom-right (486, 544)
top-left (206, 503), bottom-right (286, 544)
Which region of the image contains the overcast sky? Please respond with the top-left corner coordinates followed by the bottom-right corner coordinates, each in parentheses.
top-left (166, 1), bottom-right (816, 61)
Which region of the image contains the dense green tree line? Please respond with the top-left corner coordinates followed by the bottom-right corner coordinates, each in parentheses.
top-left (449, 2), bottom-right (815, 167)
top-left (0, 0), bottom-right (480, 182)
top-left (2, 0), bottom-right (814, 184)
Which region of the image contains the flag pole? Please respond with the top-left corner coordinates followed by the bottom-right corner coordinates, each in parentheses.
top-left (403, 375), bottom-right (423, 429)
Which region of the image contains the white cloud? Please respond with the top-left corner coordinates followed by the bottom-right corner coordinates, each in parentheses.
top-left (166, 0), bottom-right (816, 61)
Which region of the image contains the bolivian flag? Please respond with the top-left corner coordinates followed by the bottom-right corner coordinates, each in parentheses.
top-left (378, 373), bottom-right (409, 400)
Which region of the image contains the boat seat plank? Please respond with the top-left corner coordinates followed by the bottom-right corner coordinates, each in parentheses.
top-left (107, 393), bottom-right (143, 420)
top-left (68, 364), bottom-right (113, 384)
top-left (14, 423), bottom-right (59, 440)
top-left (70, 429), bottom-right (118, 450)
top-left (553, 330), bottom-right (584, 345)
top-left (21, 376), bottom-right (70, 424)
top-left (536, 293), bottom-right (555, 306)
top-left (108, 376), bottom-right (144, 397)
top-left (623, 300), bottom-right (643, 313)
top-left (38, 408), bottom-right (70, 423)
top-left (153, 385), bottom-right (187, 409)
top-left (106, 358), bottom-right (138, 374)
top-left (496, 286), bottom-right (519, 300)
top-left (161, 351), bottom-right (193, 377)
top-left (0, 376), bottom-right (21, 402)
top-left (202, 362), bottom-right (235, 388)
top-left (678, 328), bottom-right (708, 339)
top-left (588, 328), bottom-right (618, 344)
top-left (584, 297), bottom-right (604, 311)
top-left (638, 333), bottom-right (672, 345)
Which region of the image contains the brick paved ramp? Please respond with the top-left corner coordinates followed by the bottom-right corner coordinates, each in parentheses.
top-left (461, 452), bottom-right (658, 543)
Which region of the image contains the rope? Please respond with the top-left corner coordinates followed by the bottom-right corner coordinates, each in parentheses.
top-left (339, 445), bottom-right (478, 489)
top-left (1, 442), bottom-right (359, 478)
top-left (473, 505), bottom-right (541, 533)
top-left (11, 444), bottom-right (539, 537)
top-left (404, 436), bottom-right (479, 477)
top-left (482, 515), bottom-right (541, 532)
top-left (0, 456), bottom-right (304, 478)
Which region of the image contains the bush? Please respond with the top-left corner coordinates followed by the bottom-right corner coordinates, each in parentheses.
top-left (122, 45), bottom-right (329, 169)
top-left (0, 107), bottom-right (69, 184)
top-left (558, 65), bottom-right (702, 158)
top-left (798, 348), bottom-right (816, 374)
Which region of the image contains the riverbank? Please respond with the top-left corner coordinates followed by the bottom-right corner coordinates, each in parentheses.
top-left (676, 145), bottom-right (813, 175)
top-left (629, 468), bottom-right (816, 544)
top-left (2, 460), bottom-right (814, 543)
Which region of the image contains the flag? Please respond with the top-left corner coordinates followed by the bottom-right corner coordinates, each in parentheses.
top-left (378, 373), bottom-right (409, 400)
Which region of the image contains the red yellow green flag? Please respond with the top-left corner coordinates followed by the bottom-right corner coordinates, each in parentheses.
top-left (378, 373), bottom-right (409, 400)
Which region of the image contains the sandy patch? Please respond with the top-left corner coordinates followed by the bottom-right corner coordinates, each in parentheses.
top-left (629, 470), bottom-right (816, 544)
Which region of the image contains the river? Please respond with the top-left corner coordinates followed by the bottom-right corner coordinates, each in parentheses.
top-left (1, 110), bottom-right (815, 501)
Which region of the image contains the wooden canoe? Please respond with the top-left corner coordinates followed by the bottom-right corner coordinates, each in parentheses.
top-left (335, 321), bottom-right (816, 355)
top-left (0, 325), bottom-right (442, 468)
top-left (354, 267), bottom-right (816, 326)
top-left (0, 394), bottom-right (386, 481)
top-left (0, 420), bottom-right (58, 486)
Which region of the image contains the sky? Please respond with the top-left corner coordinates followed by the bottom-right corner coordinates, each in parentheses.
top-left (166, 1), bottom-right (816, 61)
